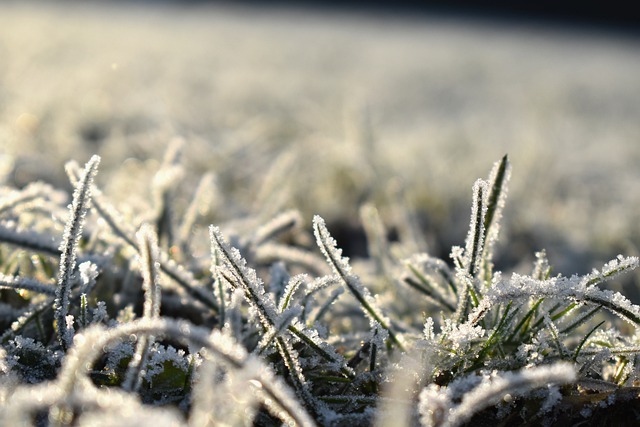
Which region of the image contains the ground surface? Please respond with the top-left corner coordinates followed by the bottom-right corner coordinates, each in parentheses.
top-left (1, 0), bottom-right (640, 277)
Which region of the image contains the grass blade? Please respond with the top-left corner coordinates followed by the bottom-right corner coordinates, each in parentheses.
top-left (313, 215), bottom-right (404, 351)
top-left (123, 224), bottom-right (162, 393)
top-left (55, 155), bottom-right (100, 350)
top-left (65, 161), bottom-right (218, 311)
top-left (481, 155), bottom-right (510, 279)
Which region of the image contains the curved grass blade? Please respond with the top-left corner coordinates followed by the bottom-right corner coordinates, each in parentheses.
top-left (50, 318), bottom-right (317, 427)
top-left (446, 363), bottom-right (576, 427)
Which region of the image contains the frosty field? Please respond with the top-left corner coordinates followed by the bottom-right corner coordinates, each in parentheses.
top-left (1, 2), bottom-right (640, 426)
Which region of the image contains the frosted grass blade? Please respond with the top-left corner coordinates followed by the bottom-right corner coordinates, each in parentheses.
top-left (481, 155), bottom-right (510, 276)
top-left (445, 363), bottom-right (576, 427)
top-left (178, 172), bottom-right (216, 249)
top-left (211, 225), bottom-right (333, 415)
top-left (55, 155), bottom-right (100, 350)
top-left (211, 225), bottom-right (353, 380)
top-left (0, 222), bottom-right (61, 256)
top-left (49, 319), bottom-right (317, 427)
top-left (253, 209), bottom-right (302, 247)
top-left (0, 273), bottom-right (56, 296)
top-left (470, 259), bottom-right (640, 327)
top-left (123, 224), bottom-right (162, 392)
top-left (278, 274), bottom-right (308, 313)
top-left (464, 179), bottom-right (488, 278)
top-left (313, 215), bottom-right (404, 350)
top-left (66, 161), bottom-right (218, 311)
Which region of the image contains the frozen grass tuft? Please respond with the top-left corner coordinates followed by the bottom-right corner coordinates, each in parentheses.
top-left (0, 152), bottom-right (639, 426)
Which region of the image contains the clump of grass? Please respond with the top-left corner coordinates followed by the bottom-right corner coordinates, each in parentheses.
top-left (0, 152), bottom-right (638, 426)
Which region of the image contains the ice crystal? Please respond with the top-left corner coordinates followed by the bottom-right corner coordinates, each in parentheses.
top-left (423, 317), bottom-right (435, 341)
top-left (144, 344), bottom-right (189, 382)
top-left (210, 225), bottom-right (280, 330)
top-left (441, 319), bottom-right (486, 353)
top-left (278, 274), bottom-right (308, 312)
top-left (584, 254), bottom-right (640, 287)
top-left (91, 301), bottom-right (108, 324)
top-left (5, 336), bottom-right (60, 383)
top-left (533, 250), bottom-right (552, 280)
top-left (516, 336), bottom-right (549, 366)
top-left (79, 261), bottom-right (99, 292)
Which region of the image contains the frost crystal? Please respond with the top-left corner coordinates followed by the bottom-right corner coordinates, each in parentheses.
top-left (91, 301), bottom-right (108, 324)
top-left (441, 319), bottom-right (485, 353)
top-left (278, 274), bottom-right (308, 312)
top-left (144, 345), bottom-right (189, 381)
top-left (6, 336), bottom-right (60, 383)
top-left (539, 385), bottom-right (562, 414)
top-left (210, 225), bottom-right (325, 410)
top-left (423, 317), bottom-right (435, 341)
top-left (584, 255), bottom-right (639, 287)
top-left (516, 335), bottom-right (550, 367)
top-left (79, 261), bottom-right (99, 292)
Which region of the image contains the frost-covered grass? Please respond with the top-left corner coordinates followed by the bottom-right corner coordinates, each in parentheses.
top-left (2, 1), bottom-right (640, 278)
top-left (1, 150), bottom-right (640, 426)
top-left (2, 3), bottom-right (640, 425)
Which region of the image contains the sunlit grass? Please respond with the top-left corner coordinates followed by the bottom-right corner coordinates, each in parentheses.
top-left (1, 3), bottom-right (640, 425)
top-left (1, 150), bottom-right (639, 426)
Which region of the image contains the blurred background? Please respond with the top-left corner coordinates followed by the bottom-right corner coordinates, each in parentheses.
top-left (1, 0), bottom-right (639, 284)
